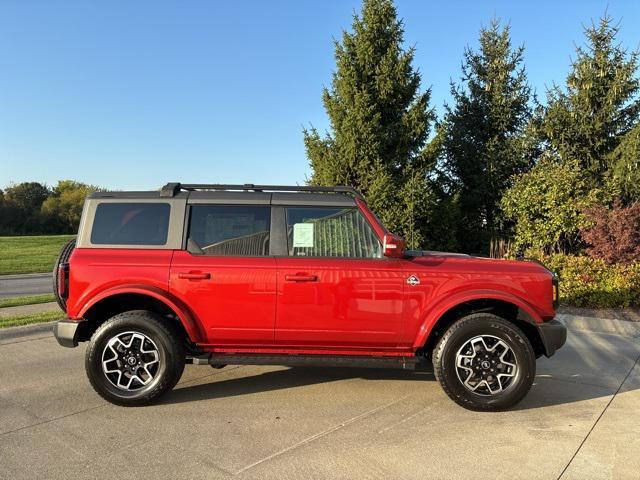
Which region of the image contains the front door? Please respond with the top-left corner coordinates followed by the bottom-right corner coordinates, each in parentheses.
top-left (170, 204), bottom-right (276, 345)
top-left (275, 207), bottom-right (405, 348)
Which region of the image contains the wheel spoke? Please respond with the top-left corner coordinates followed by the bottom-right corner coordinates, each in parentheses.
top-left (141, 366), bottom-right (154, 383)
top-left (464, 376), bottom-right (483, 392)
top-left (486, 378), bottom-right (501, 394)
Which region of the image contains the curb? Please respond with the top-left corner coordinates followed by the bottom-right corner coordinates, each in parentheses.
top-left (0, 321), bottom-right (55, 342)
top-left (558, 314), bottom-right (640, 338)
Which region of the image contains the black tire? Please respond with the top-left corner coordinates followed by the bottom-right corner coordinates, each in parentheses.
top-left (432, 313), bottom-right (536, 411)
top-left (85, 310), bottom-right (185, 406)
top-left (52, 238), bottom-right (76, 311)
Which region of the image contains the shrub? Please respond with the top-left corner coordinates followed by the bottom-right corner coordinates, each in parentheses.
top-left (532, 253), bottom-right (640, 308)
top-left (581, 201), bottom-right (640, 264)
top-left (501, 157), bottom-right (604, 254)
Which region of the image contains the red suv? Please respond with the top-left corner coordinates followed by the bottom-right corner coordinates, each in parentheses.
top-left (53, 183), bottom-right (565, 411)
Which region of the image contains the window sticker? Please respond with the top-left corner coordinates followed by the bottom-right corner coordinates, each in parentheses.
top-left (293, 223), bottom-right (314, 247)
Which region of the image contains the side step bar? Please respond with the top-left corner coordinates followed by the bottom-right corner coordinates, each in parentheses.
top-left (187, 353), bottom-right (427, 370)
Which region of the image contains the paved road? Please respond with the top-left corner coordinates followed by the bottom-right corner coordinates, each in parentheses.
top-left (0, 273), bottom-right (52, 298)
top-left (0, 315), bottom-right (638, 480)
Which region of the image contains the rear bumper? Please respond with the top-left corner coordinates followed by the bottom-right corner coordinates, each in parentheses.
top-left (53, 319), bottom-right (87, 348)
top-left (536, 319), bottom-right (567, 357)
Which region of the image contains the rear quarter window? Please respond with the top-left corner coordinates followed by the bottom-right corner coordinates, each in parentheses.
top-left (91, 203), bottom-right (170, 245)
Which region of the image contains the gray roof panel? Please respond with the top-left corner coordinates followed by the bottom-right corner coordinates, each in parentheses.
top-left (90, 189), bottom-right (355, 207)
top-left (271, 192), bottom-right (355, 207)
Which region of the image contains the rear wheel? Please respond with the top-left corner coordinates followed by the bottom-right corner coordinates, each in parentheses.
top-left (432, 313), bottom-right (535, 411)
top-left (85, 310), bottom-right (185, 406)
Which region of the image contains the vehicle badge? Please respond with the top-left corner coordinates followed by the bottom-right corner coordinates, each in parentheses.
top-left (406, 275), bottom-right (420, 286)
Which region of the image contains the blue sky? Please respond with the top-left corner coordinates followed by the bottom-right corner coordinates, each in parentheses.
top-left (1, 0), bottom-right (639, 191)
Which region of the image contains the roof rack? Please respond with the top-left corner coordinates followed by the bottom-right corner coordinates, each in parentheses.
top-left (160, 182), bottom-right (363, 199)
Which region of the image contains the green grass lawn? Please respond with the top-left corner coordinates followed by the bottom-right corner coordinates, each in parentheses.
top-left (0, 235), bottom-right (75, 275)
top-left (0, 310), bottom-right (63, 328)
top-left (0, 294), bottom-right (57, 308)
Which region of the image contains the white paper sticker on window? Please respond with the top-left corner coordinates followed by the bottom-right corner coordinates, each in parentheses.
top-left (293, 223), bottom-right (314, 247)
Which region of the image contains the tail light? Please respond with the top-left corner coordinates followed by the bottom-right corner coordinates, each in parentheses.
top-left (552, 276), bottom-right (559, 309)
top-left (57, 263), bottom-right (69, 299)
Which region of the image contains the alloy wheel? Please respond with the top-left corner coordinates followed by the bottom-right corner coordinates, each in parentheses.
top-left (455, 335), bottom-right (518, 396)
top-left (101, 331), bottom-right (160, 391)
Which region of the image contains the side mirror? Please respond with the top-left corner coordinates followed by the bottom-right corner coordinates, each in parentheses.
top-left (186, 238), bottom-right (204, 255)
top-left (383, 233), bottom-right (406, 258)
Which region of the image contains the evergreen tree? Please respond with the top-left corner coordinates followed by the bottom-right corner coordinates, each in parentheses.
top-left (304, 0), bottom-right (434, 247)
top-left (541, 15), bottom-right (640, 182)
top-left (441, 19), bottom-right (535, 254)
top-left (607, 122), bottom-right (640, 201)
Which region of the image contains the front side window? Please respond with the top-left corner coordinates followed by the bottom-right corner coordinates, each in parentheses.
top-left (91, 203), bottom-right (170, 245)
top-left (188, 205), bottom-right (270, 256)
top-left (286, 207), bottom-right (381, 258)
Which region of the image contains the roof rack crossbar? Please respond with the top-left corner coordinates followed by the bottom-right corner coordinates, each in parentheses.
top-left (160, 183), bottom-right (362, 198)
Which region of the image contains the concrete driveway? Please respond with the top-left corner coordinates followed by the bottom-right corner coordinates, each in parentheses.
top-left (0, 314), bottom-right (638, 480)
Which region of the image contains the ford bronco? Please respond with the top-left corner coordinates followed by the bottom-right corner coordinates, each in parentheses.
top-left (53, 183), bottom-right (566, 411)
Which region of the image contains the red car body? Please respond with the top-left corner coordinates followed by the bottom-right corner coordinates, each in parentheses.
top-left (63, 198), bottom-right (557, 357)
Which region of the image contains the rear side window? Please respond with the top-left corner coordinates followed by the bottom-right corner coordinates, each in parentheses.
top-left (91, 203), bottom-right (170, 245)
top-left (188, 205), bottom-right (270, 256)
top-left (286, 207), bottom-right (381, 258)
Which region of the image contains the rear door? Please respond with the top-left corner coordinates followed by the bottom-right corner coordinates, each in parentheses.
top-left (170, 201), bottom-right (276, 345)
top-left (275, 206), bottom-right (405, 348)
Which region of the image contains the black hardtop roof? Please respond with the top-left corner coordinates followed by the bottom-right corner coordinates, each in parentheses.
top-left (160, 182), bottom-right (362, 198)
top-left (88, 183), bottom-right (361, 207)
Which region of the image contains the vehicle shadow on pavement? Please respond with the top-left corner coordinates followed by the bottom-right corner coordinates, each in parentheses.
top-left (161, 366), bottom-right (435, 405)
top-left (162, 329), bottom-right (639, 411)
top-left (162, 367), bottom-right (631, 411)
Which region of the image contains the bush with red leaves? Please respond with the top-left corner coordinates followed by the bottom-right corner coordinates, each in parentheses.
top-left (581, 201), bottom-right (640, 264)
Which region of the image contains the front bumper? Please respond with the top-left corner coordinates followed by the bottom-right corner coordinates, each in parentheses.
top-left (536, 319), bottom-right (567, 357)
top-left (53, 319), bottom-right (87, 348)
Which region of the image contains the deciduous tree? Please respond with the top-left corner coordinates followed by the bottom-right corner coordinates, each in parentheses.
top-left (41, 180), bottom-right (101, 233)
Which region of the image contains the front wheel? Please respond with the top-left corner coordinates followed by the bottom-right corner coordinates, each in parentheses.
top-left (432, 313), bottom-right (536, 411)
top-left (85, 310), bottom-right (185, 406)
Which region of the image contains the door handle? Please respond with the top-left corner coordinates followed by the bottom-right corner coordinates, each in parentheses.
top-left (178, 272), bottom-right (211, 280)
top-left (285, 274), bottom-right (318, 282)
